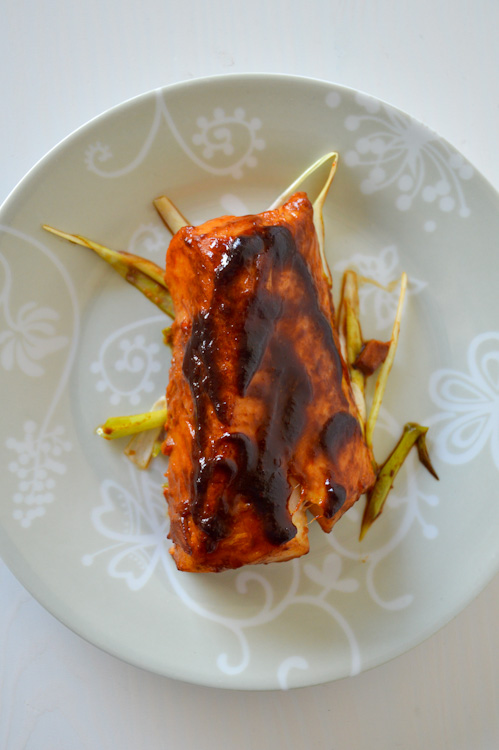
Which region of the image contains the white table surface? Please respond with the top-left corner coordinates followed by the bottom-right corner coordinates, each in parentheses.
top-left (1, 1), bottom-right (498, 748)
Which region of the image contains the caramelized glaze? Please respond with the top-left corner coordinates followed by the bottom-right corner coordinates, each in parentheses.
top-left (164, 194), bottom-right (376, 571)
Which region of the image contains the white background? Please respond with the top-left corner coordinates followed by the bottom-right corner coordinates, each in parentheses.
top-left (1, 1), bottom-right (498, 748)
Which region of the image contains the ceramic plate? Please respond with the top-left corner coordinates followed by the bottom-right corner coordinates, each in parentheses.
top-left (1, 74), bottom-right (498, 690)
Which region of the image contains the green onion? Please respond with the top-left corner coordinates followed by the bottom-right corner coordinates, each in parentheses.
top-left (340, 270), bottom-right (366, 426)
top-left (153, 195), bottom-right (190, 235)
top-left (360, 423), bottom-right (439, 540)
top-left (43, 225), bottom-right (175, 318)
top-left (365, 272), bottom-right (407, 448)
top-left (268, 152), bottom-right (339, 285)
top-left (96, 407), bottom-right (167, 440)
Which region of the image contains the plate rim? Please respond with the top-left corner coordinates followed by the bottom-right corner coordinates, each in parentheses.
top-left (1, 71), bottom-right (498, 690)
top-left (2, 72), bottom-right (498, 215)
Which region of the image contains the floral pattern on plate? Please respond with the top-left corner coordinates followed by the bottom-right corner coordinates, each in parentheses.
top-left (0, 253), bottom-right (68, 377)
top-left (90, 317), bottom-right (166, 407)
top-left (429, 331), bottom-right (499, 470)
top-left (338, 91), bottom-right (473, 232)
top-left (85, 93), bottom-right (266, 180)
top-left (2, 227), bottom-right (79, 526)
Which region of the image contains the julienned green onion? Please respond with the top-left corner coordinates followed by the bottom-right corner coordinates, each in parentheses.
top-left (153, 195), bottom-right (189, 235)
top-left (268, 151), bottom-right (338, 285)
top-left (42, 225), bottom-right (175, 318)
top-left (96, 408), bottom-right (167, 440)
top-left (365, 272), bottom-right (408, 449)
top-left (338, 270), bottom-right (366, 427)
top-left (360, 423), bottom-right (439, 540)
top-left (122, 396), bottom-right (168, 470)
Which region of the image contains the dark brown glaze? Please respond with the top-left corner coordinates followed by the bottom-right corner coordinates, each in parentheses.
top-left (181, 225), bottom-right (346, 547)
top-left (320, 411), bottom-right (361, 517)
top-left (163, 193), bottom-right (376, 571)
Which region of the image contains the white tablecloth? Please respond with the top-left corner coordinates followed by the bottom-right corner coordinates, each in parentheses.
top-left (2, 2), bottom-right (498, 747)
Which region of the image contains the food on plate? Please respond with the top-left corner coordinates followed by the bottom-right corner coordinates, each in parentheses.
top-left (43, 153), bottom-right (438, 572)
top-left (162, 192), bottom-right (375, 570)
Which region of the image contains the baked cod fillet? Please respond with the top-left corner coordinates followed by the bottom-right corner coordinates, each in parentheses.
top-left (163, 192), bottom-right (376, 572)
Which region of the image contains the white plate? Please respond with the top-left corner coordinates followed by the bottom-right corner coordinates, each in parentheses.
top-left (1, 74), bottom-right (498, 690)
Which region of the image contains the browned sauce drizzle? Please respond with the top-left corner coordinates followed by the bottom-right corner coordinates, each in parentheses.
top-left (182, 225), bottom-right (348, 549)
top-left (320, 412), bottom-right (360, 517)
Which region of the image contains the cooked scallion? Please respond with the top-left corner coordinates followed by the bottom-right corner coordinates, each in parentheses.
top-left (96, 406), bottom-right (167, 440)
top-left (365, 272), bottom-right (408, 448)
top-left (123, 396), bottom-right (168, 469)
top-left (360, 422), bottom-right (439, 540)
top-left (268, 152), bottom-right (338, 285)
top-left (341, 271), bottom-right (366, 426)
top-left (153, 196), bottom-right (190, 234)
top-left (42, 225), bottom-right (175, 318)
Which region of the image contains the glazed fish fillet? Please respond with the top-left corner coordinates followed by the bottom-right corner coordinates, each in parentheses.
top-left (163, 193), bottom-right (375, 572)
